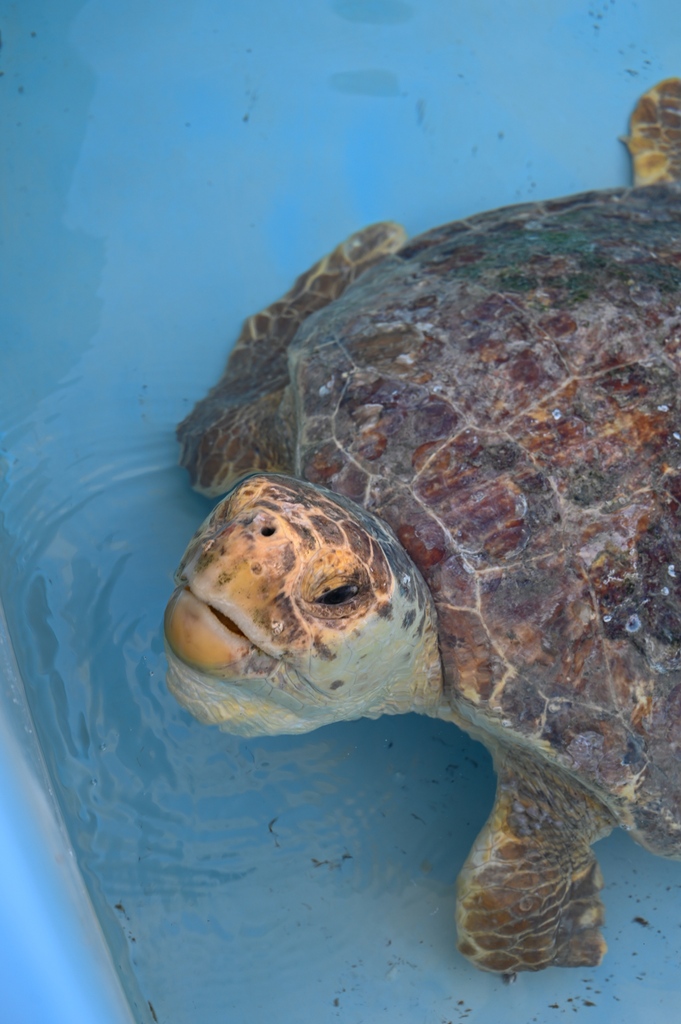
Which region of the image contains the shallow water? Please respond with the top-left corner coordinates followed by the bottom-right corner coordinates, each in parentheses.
top-left (4, 391), bottom-right (681, 1024)
top-left (2, 2), bottom-right (681, 1022)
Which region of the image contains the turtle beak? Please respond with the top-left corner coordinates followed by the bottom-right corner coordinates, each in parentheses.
top-left (164, 585), bottom-right (257, 670)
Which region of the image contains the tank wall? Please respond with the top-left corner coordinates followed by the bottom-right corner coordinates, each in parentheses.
top-left (2, 2), bottom-right (681, 1022)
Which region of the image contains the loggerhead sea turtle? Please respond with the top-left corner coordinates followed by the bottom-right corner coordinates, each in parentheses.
top-left (164, 80), bottom-right (681, 974)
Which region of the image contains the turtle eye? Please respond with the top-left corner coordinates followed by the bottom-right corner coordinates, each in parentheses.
top-left (301, 552), bottom-right (371, 616)
top-left (316, 583), bottom-right (359, 606)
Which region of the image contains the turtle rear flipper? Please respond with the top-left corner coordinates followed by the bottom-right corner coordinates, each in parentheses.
top-left (625, 77), bottom-right (681, 185)
top-left (177, 222), bottom-right (406, 496)
top-left (455, 753), bottom-right (614, 974)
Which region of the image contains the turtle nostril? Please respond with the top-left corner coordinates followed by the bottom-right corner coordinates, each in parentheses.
top-left (260, 525), bottom-right (276, 537)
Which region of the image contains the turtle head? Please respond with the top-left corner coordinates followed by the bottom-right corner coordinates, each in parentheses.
top-left (164, 475), bottom-right (443, 736)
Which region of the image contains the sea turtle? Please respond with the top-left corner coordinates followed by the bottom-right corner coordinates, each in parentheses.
top-left (164, 80), bottom-right (681, 974)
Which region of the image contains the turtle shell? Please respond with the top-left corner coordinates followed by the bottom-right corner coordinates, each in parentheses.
top-left (289, 184), bottom-right (681, 855)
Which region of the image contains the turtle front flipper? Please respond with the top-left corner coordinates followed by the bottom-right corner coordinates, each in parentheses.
top-left (177, 222), bottom-right (406, 496)
top-left (455, 752), bottom-right (614, 974)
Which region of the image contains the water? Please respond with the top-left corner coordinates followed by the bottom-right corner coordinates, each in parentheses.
top-left (2, 2), bottom-right (681, 1022)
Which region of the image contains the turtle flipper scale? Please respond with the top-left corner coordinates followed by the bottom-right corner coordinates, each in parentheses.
top-left (625, 77), bottom-right (681, 186)
top-left (177, 221), bottom-right (406, 496)
top-left (455, 753), bottom-right (614, 974)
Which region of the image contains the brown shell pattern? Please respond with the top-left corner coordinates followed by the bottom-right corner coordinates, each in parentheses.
top-left (291, 185), bottom-right (681, 852)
